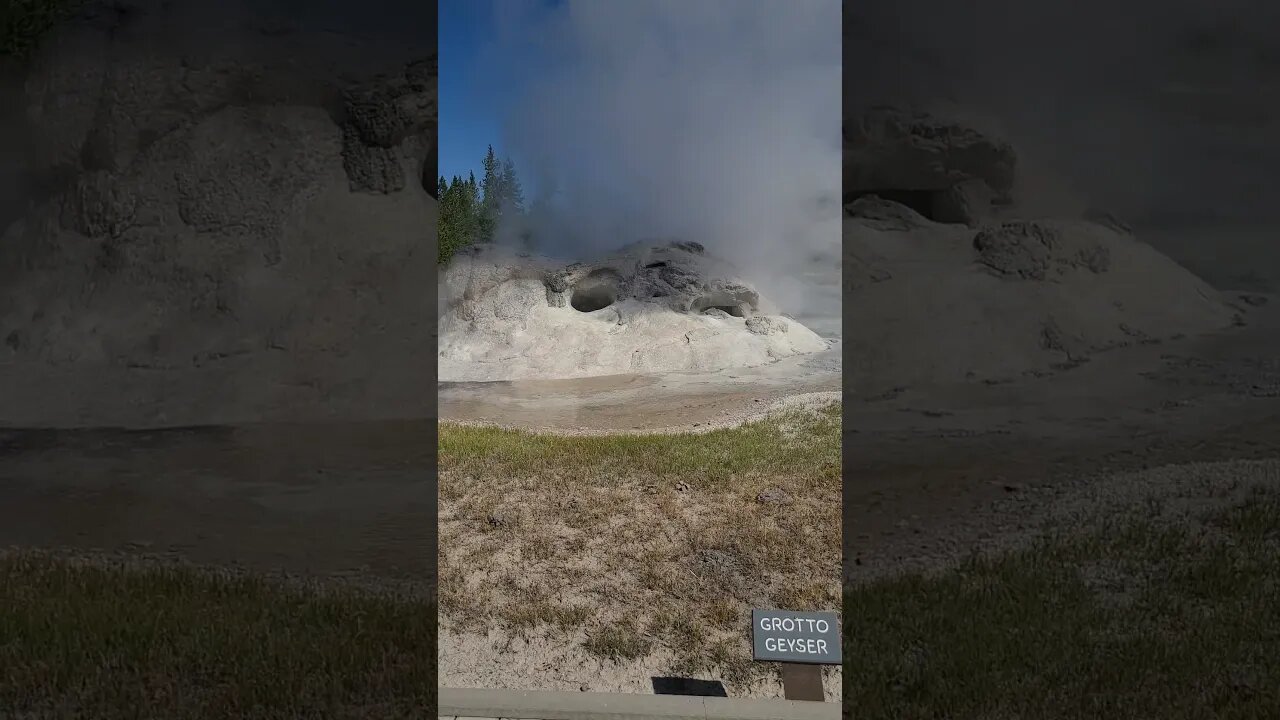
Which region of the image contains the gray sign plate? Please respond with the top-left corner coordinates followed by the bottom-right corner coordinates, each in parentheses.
top-left (752, 609), bottom-right (841, 665)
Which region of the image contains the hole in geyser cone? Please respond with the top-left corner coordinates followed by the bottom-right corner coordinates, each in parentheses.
top-left (704, 305), bottom-right (746, 318)
top-left (571, 279), bottom-right (618, 312)
top-left (849, 189), bottom-right (942, 221)
top-left (689, 290), bottom-right (758, 318)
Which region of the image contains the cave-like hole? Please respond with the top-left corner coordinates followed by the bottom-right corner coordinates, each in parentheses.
top-left (571, 273), bottom-right (620, 312)
top-left (690, 289), bottom-right (758, 317)
top-left (847, 189), bottom-right (942, 221)
top-left (704, 305), bottom-right (745, 317)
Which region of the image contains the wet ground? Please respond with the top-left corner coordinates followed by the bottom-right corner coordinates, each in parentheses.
top-left (438, 344), bottom-right (841, 432)
top-left (0, 420), bottom-right (435, 589)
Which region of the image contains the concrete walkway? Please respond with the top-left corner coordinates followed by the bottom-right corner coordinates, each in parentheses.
top-left (438, 687), bottom-right (840, 720)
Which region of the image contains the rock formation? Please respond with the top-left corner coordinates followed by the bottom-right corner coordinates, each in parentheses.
top-left (844, 106), bottom-right (1016, 225)
top-left (439, 241), bottom-right (830, 382)
top-left (0, 0), bottom-right (436, 427)
top-left (842, 106), bottom-right (1234, 394)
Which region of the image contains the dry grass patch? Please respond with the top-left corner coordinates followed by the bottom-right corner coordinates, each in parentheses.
top-left (0, 549), bottom-right (435, 719)
top-left (438, 404), bottom-right (840, 686)
top-left (843, 489), bottom-right (1280, 719)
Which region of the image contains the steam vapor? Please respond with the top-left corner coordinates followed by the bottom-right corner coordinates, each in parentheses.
top-left (483, 0), bottom-right (842, 310)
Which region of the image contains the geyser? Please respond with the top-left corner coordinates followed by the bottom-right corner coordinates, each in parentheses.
top-left (438, 240), bottom-right (830, 382)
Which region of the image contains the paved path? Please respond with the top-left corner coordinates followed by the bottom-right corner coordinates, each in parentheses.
top-left (438, 687), bottom-right (840, 720)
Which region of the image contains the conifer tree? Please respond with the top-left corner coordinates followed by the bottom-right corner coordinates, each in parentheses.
top-left (500, 158), bottom-right (525, 214)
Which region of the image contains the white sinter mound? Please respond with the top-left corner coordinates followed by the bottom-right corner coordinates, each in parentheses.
top-left (843, 196), bottom-right (1235, 392)
top-left (438, 241), bottom-right (830, 382)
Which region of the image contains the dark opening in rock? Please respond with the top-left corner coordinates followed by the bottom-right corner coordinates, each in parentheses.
top-left (848, 189), bottom-right (941, 221)
top-left (690, 288), bottom-right (758, 317)
top-left (570, 269), bottom-right (622, 312)
top-left (703, 305), bottom-right (746, 317)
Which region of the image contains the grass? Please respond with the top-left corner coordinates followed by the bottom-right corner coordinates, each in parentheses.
top-left (842, 490), bottom-right (1280, 719)
top-left (439, 402), bottom-right (841, 487)
top-left (438, 403), bottom-right (841, 688)
top-left (0, 0), bottom-right (84, 59)
top-left (0, 549), bottom-right (436, 719)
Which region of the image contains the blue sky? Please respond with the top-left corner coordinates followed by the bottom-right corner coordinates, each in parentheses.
top-left (439, 0), bottom-right (503, 186)
top-left (439, 0), bottom-right (561, 189)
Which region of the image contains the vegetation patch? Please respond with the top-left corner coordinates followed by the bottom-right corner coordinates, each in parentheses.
top-left (842, 491), bottom-right (1280, 719)
top-left (438, 403), bottom-right (841, 687)
top-left (0, 549), bottom-right (436, 719)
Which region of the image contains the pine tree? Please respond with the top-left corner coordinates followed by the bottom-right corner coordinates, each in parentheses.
top-left (439, 175), bottom-right (481, 264)
top-left (466, 171), bottom-right (480, 208)
top-left (478, 145), bottom-right (501, 242)
top-left (500, 158), bottom-right (525, 214)
top-left (439, 148), bottom-right (531, 259)
top-left (480, 146), bottom-right (500, 206)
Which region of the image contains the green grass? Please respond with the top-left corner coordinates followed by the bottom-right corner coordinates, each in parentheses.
top-left (0, 550), bottom-right (435, 719)
top-left (440, 403), bottom-right (842, 488)
top-left (843, 492), bottom-right (1280, 719)
top-left (0, 0), bottom-right (84, 59)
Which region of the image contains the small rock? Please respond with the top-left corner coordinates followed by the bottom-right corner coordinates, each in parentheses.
top-left (932, 177), bottom-right (995, 227)
top-left (745, 315), bottom-right (789, 336)
top-left (974, 221), bottom-right (1061, 280)
top-left (756, 488), bottom-right (792, 505)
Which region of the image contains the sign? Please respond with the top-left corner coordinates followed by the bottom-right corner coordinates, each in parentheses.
top-left (751, 609), bottom-right (841, 665)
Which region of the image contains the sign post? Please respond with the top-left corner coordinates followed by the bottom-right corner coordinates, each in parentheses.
top-left (751, 609), bottom-right (841, 702)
